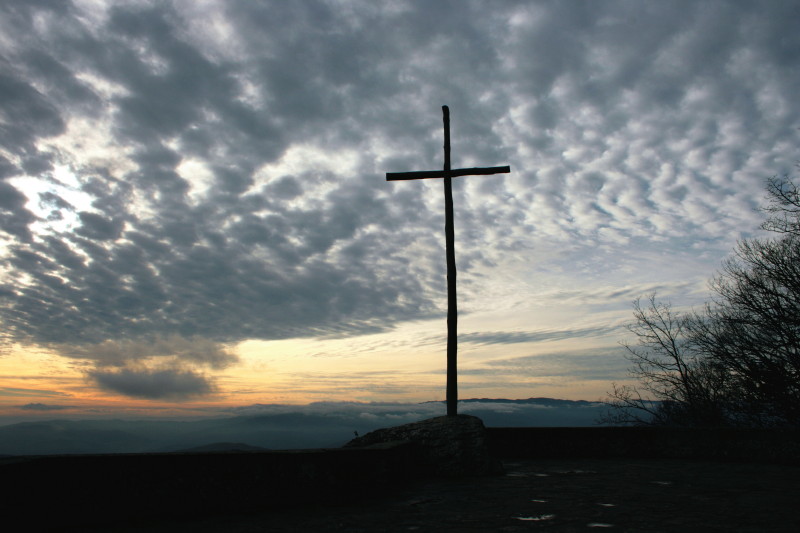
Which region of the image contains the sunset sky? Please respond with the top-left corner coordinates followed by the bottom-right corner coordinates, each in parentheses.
top-left (1, 0), bottom-right (799, 422)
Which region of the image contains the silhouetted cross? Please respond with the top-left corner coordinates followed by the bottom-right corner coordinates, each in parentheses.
top-left (386, 105), bottom-right (510, 416)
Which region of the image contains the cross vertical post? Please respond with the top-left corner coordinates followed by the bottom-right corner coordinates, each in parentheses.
top-left (386, 105), bottom-right (510, 417)
top-left (442, 106), bottom-right (458, 417)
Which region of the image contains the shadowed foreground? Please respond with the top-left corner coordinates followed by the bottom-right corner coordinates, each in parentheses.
top-left (7, 426), bottom-right (800, 531)
top-left (104, 458), bottom-right (799, 532)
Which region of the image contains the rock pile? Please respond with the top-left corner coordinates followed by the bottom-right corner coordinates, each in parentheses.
top-left (344, 414), bottom-right (503, 477)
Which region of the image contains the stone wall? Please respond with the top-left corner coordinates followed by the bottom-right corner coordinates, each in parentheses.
top-left (2, 444), bottom-right (422, 529)
top-left (6, 424), bottom-right (800, 528)
top-left (486, 426), bottom-right (800, 464)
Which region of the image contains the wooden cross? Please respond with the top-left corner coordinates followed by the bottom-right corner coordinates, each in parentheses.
top-left (386, 105), bottom-right (510, 416)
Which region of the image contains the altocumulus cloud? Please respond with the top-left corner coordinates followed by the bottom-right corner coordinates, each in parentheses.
top-left (1, 1), bottom-right (799, 399)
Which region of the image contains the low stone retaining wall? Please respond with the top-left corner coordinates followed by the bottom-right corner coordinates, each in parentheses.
top-left (486, 426), bottom-right (800, 464)
top-left (3, 444), bottom-right (422, 529)
top-left (6, 426), bottom-right (799, 528)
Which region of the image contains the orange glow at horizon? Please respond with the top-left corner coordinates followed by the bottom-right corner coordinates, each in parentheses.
top-left (1, 318), bottom-right (625, 421)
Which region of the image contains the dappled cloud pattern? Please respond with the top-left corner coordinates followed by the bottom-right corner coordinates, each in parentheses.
top-left (1, 1), bottom-right (799, 400)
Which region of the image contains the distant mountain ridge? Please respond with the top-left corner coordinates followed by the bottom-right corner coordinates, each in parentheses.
top-left (0, 398), bottom-right (607, 456)
top-left (437, 397), bottom-right (602, 407)
top-left (171, 442), bottom-right (269, 453)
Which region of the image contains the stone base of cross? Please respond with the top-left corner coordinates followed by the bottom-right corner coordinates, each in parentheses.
top-left (386, 106), bottom-right (510, 416)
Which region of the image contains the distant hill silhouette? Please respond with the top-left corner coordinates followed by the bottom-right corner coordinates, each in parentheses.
top-left (0, 398), bottom-right (607, 456)
top-left (0, 420), bottom-right (153, 455)
top-left (170, 442), bottom-right (269, 453)
top-left (438, 397), bottom-right (600, 407)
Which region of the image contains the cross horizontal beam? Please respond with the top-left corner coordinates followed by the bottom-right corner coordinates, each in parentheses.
top-left (386, 165), bottom-right (510, 181)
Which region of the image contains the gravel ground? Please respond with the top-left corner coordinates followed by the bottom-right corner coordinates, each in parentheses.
top-left (86, 458), bottom-right (800, 532)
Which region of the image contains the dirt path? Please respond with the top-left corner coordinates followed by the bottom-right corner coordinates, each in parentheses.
top-left (97, 459), bottom-right (800, 532)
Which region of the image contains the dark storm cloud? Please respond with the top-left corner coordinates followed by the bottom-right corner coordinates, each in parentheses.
top-left (0, 69), bottom-right (65, 155)
top-left (0, 181), bottom-right (36, 242)
top-left (0, 0), bottom-right (799, 402)
top-left (89, 367), bottom-right (214, 400)
top-left (0, 0), bottom-right (439, 352)
top-left (75, 212), bottom-right (124, 240)
top-left (64, 336), bottom-right (238, 369)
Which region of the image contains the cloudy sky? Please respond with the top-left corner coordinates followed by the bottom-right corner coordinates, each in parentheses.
top-left (1, 0), bottom-right (799, 420)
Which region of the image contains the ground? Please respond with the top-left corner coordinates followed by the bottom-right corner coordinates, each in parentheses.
top-left (91, 458), bottom-right (800, 532)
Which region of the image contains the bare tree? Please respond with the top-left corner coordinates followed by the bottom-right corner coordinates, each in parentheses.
top-left (603, 295), bottom-right (732, 426)
top-left (606, 176), bottom-right (800, 427)
top-left (690, 234), bottom-right (800, 426)
top-left (761, 175), bottom-right (800, 237)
